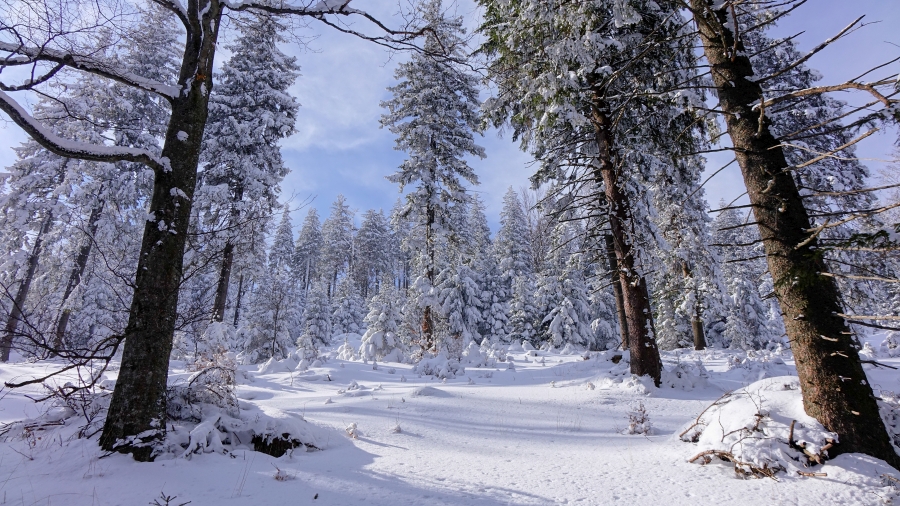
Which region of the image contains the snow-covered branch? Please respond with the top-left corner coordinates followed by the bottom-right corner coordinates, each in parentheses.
top-left (0, 91), bottom-right (167, 171)
top-left (0, 42), bottom-right (179, 100)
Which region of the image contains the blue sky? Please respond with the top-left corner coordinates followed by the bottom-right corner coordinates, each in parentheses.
top-left (0, 0), bottom-right (897, 233)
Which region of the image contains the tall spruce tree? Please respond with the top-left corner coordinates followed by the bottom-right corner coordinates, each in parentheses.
top-left (380, 0), bottom-right (485, 353)
top-left (198, 12), bottom-right (299, 324)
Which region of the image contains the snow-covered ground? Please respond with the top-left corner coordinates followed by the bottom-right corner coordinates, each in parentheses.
top-left (0, 335), bottom-right (898, 506)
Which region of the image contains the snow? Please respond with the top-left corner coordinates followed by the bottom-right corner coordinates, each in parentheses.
top-left (0, 337), bottom-right (898, 505)
top-left (0, 90), bottom-right (167, 169)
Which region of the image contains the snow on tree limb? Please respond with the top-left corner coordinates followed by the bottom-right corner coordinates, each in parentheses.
top-left (0, 91), bottom-right (167, 171)
top-left (0, 42), bottom-right (179, 99)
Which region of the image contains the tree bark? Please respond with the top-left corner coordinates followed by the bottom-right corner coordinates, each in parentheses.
top-left (691, 0), bottom-right (899, 468)
top-left (692, 306), bottom-right (706, 351)
top-left (53, 201), bottom-right (105, 350)
top-left (682, 262), bottom-right (706, 350)
top-left (422, 205), bottom-right (435, 353)
top-left (1, 211), bottom-right (54, 362)
top-left (99, 1), bottom-right (222, 461)
top-left (233, 272), bottom-right (244, 327)
top-left (604, 234), bottom-right (630, 351)
top-left (590, 93), bottom-right (662, 386)
top-left (211, 241), bottom-right (234, 323)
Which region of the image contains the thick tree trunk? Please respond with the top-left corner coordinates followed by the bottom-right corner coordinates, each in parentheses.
top-left (99, 3), bottom-right (222, 461)
top-left (691, 0), bottom-right (899, 468)
top-left (211, 241), bottom-right (234, 323)
top-left (604, 234), bottom-right (630, 351)
top-left (590, 94), bottom-right (662, 385)
top-left (53, 201), bottom-right (105, 350)
top-left (1, 211), bottom-right (54, 362)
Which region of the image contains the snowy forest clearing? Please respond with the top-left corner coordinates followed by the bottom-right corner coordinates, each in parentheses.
top-left (0, 335), bottom-right (898, 506)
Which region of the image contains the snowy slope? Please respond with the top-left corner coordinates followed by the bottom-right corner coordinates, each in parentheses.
top-left (0, 336), bottom-right (897, 505)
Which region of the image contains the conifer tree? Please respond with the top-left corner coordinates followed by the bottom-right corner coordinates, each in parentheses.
top-left (199, 11), bottom-right (299, 323)
top-left (320, 195), bottom-right (355, 295)
top-left (332, 277), bottom-right (366, 336)
top-left (294, 208), bottom-right (323, 292)
top-left (479, 0), bottom-right (701, 384)
top-left (359, 279), bottom-right (403, 361)
top-left (380, 0), bottom-right (484, 353)
top-left (352, 209), bottom-right (392, 298)
top-left (297, 281), bottom-right (333, 357)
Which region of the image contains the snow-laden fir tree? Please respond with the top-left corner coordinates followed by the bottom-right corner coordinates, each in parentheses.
top-left (494, 188), bottom-right (531, 280)
top-left (479, 0), bottom-right (703, 383)
top-left (507, 275), bottom-right (538, 345)
top-left (380, 0), bottom-right (484, 353)
top-left (332, 277), bottom-right (366, 336)
top-left (463, 195), bottom-right (506, 342)
top-left (543, 250), bottom-right (594, 350)
top-left (437, 263), bottom-right (483, 351)
top-left (297, 280), bottom-right (333, 358)
top-left (242, 207), bottom-right (300, 362)
top-left (649, 155), bottom-right (727, 351)
top-left (359, 279), bottom-right (404, 361)
top-left (352, 209), bottom-right (392, 298)
top-left (320, 195), bottom-right (355, 295)
top-left (294, 208), bottom-right (323, 293)
top-left (197, 10), bottom-right (299, 323)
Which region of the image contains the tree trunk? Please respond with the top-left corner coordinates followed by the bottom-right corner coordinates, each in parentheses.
top-left (422, 205), bottom-right (435, 353)
top-left (590, 93), bottom-right (662, 386)
top-left (1, 211), bottom-right (54, 362)
top-left (211, 241), bottom-right (234, 323)
top-left (604, 234), bottom-right (630, 351)
top-left (233, 272), bottom-right (244, 327)
top-left (691, 0), bottom-right (899, 468)
top-left (54, 201), bottom-right (105, 350)
top-left (692, 305), bottom-right (706, 351)
top-left (682, 262), bottom-right (706, 350)
top-left (99, 3), bottom-right (222, 461)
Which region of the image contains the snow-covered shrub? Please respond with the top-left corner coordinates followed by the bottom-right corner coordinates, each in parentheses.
top-left (624, 402), bottom-right (652, 435)
top-left (167, 364), bottom-right (239, 422)
top-left (415, 351), bottom-right (464, 379)
top-left (336, 338), bottom-right (358, 361)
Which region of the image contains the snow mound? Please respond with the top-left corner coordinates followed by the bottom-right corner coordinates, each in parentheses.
top-left (167, 403), bottom-right (332, 459)
top-left (661, 360), bottom-right (710, 390)
top-left (680, 377), bottom-right (837, 477)
top-left (256, 356), bottom-right (298, 374)
top-left (410, 386), bottom-right (451, 398)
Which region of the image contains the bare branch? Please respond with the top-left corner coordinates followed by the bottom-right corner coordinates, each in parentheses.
top-left (755, 16), bottom-right (864, 84)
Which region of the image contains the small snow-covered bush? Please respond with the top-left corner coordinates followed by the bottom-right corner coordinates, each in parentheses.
top-left (415, 351), bottom-right (464, 379)
top-left (624, 402), bottom-right (652, 435)
top-left (336, 338), bottom-right (358, 361)
top-left (167, 364), bottom-right (239, 422)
